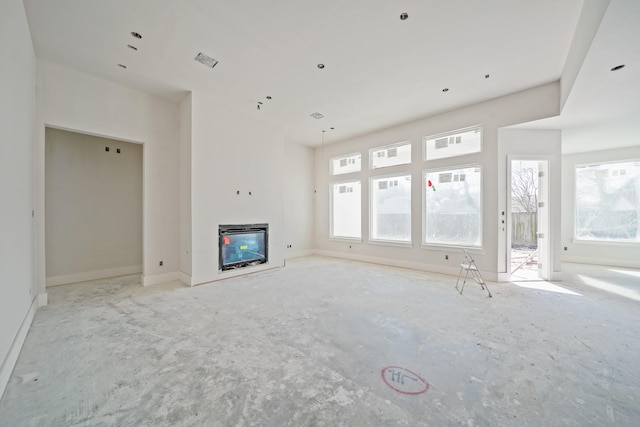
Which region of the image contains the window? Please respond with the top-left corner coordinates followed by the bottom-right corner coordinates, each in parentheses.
top-left (424, 166), bottom-right (482, 247)
top-left (331, 153), bottom-right (361, 175)
top-left (575, 160), bottom-right (640, 242)
top-left (370, 174), bottom-right (411, 243)
top-left (370, 141), bottom-right (412, 169)
top-left (424, 126), bottom-right (482, 160)
top-left (331, 180), bottom-right (361, 239)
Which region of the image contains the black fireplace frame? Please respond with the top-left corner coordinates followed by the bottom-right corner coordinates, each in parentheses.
top-left (218, 223), bottom-right (268, 271)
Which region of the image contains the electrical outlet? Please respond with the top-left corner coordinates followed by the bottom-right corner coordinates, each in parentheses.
top-left (445, 255), bottom-right (449, 260)
top-left (159, 260), bottom-right (163, 266)
top-left (564, 247), bottom-right (568, 251)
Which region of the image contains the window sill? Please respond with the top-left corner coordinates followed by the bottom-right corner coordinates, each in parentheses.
top-left (329, 237), bottom-right (363, 244)
top-left (572, 238), bottom-right (640, 246)
top-left (421, 243), bottom-right (484, 254)
top-left (368, 239), bottom-right (413, 248)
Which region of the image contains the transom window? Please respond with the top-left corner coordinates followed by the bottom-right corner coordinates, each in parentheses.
top-left (330, 153), bottom-right (361, 175)
top-left (370, 141), bottom-right (412, 169)
top-left (424, 126), bottom-right (482, 160)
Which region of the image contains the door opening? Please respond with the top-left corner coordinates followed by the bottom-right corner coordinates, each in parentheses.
top-left (510, 159), bottom-right (549, 281)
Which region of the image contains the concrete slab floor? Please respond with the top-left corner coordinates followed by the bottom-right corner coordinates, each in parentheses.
top-left (1, 256), bottom-right (639, 426)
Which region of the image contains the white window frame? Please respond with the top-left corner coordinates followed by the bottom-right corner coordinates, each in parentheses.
top-left (369, 141), bottom-right (412, 170)
top-left (423, 125), bottom-right (483, 161)
top-left (330, 179), bottom-right (362, 241)
top-left (574, 159), bottom-right (640, 244)
top-left (330, 152), bottom-right (362, 176)
top-left (369, 172), bottom-right (412, 245)
top-left (422, 164), bottom-right (483, 249)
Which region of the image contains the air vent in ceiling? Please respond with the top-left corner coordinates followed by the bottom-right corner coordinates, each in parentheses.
top-left (195, 52), bottom-right (219, 68)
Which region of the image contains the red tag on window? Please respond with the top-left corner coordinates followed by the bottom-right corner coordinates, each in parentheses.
top-left (224, 236), bottom-right (230, 245)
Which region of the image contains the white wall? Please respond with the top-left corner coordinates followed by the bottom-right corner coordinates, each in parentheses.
top-left (562, 145), bottom-right (640, 267)
top-left (45, 128), bottom-right (143, 285)
top-left (35, 60), bottom-right (180, 289)
top-left (314, 83), bottom-right (561, 280)
top-left (498, 129), bottom-right (563, 279)
top-left (284, 141), bottom-right (315, 258)
top-left (190, 92), bottom-right (285, 285)
top-left (0, 0), bottom-right (38, 399)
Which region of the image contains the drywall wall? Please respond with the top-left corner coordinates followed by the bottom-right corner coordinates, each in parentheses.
top-left (190, 92), bottom-right (285, 285)
top-left (0, 0), bottom-right (38, 399)
top-left (314, 82), bottom-right (561, 280)
top-left (35, 60), bottom-right (180, 290)
top-left (284, 141), bottom-right (315, 258)
top-left (179, 94), bottom-right (193, 280)
top-left (562, 145), bottom-right (640, 267)
top-left (45, 128), bottom-right (142, 285)
top-left (498, 129), bottom-right (563, 280)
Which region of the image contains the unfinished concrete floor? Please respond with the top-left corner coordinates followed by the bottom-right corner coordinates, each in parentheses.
top-left (1, 256), bottom-right (639, 426)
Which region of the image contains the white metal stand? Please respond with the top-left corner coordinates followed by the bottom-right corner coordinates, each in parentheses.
top-left (456, 249), bottom-right (492, 297)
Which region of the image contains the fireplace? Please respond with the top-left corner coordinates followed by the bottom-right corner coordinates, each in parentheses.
top-left (219, 223), bottom-right (268, 271)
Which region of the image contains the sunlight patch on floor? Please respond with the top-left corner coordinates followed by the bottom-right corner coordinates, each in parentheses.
top-left (609, 269), bottom-right (640, 279)
top-left (512, 281), bottom-right (582, 296)
top-left (577, 274), bottom-right (640, 302)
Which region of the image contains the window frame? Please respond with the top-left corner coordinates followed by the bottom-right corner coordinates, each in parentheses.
top-left (422, 164), bottom-right (483, 249)
top-left (329, 179), bottom-right (362, 241)
top-left (423, 125), bottom-right (483, 161)
top-left (369, 140), bottom-right (412, 170)
top-left (573, 158), bottom-right (640, 244)
top-left (330, 152), bottom-right (362, 176)
top-left (369, 172), bottom-right (413, 245)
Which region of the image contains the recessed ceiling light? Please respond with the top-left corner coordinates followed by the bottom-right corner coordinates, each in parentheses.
top-left (317, 63), bottom-right (325, 69)
top-left (330, 127), bottom-right (335, 130)
top-left (611, 64), bottom-right (625, 71)
top-left (310, 112), bottom-right (324, 119)
top-left (195, 52), bottom-right (219, 68)
top-left (127, 44), bottom-right (138, 51)
top-left (400, 12), bottom-right (409, 20)
top-left (442, 88), bottom-right (449, 92)
top-left (131, 31), bottom-right (142, 39)
top-left (266, 96), bottom-right (272, 100)
top-left (117, 64), bottom-right (127, 69)
top-left (485, 74), bottom-right (490, 79)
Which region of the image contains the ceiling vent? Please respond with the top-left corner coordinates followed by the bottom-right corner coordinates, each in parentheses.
top-left (195, 52), bottom-right (219, 68)
top-left (310, 112), bottom-right (324, 119)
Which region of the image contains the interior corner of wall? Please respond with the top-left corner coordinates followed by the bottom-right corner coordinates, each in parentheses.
top-left (38, 292), bottom-right (48, 307)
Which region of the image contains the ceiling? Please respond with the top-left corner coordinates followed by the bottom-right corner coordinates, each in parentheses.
top-left (22, 0), bottom-right (638, 151)
top-left (518, 0), bottom-right (640, 153)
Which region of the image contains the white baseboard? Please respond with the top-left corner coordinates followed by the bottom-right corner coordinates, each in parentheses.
top-left (562, 256), bottom-right (640, 269)
top-left (312, 249), bottom-right (487, 278)
top-left (46, 265), bottom-right (142, 287)
top-left (38, 292), bottom-right (48, 307)
top-left (177, 271), bottom-right (192, 287)
top-left (142, 272), bottom-right (181, 287)
top-left (284, 249), bottom-right (314, 260)
top-left (0, 296), bottom-right (39, 400)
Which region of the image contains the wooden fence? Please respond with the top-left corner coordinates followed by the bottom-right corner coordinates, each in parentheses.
top-left (512, 212), bottom-right (537, 246)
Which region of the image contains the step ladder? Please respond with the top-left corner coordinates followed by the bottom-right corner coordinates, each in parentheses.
top-left (456, 249), bottom-right (492, 297)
